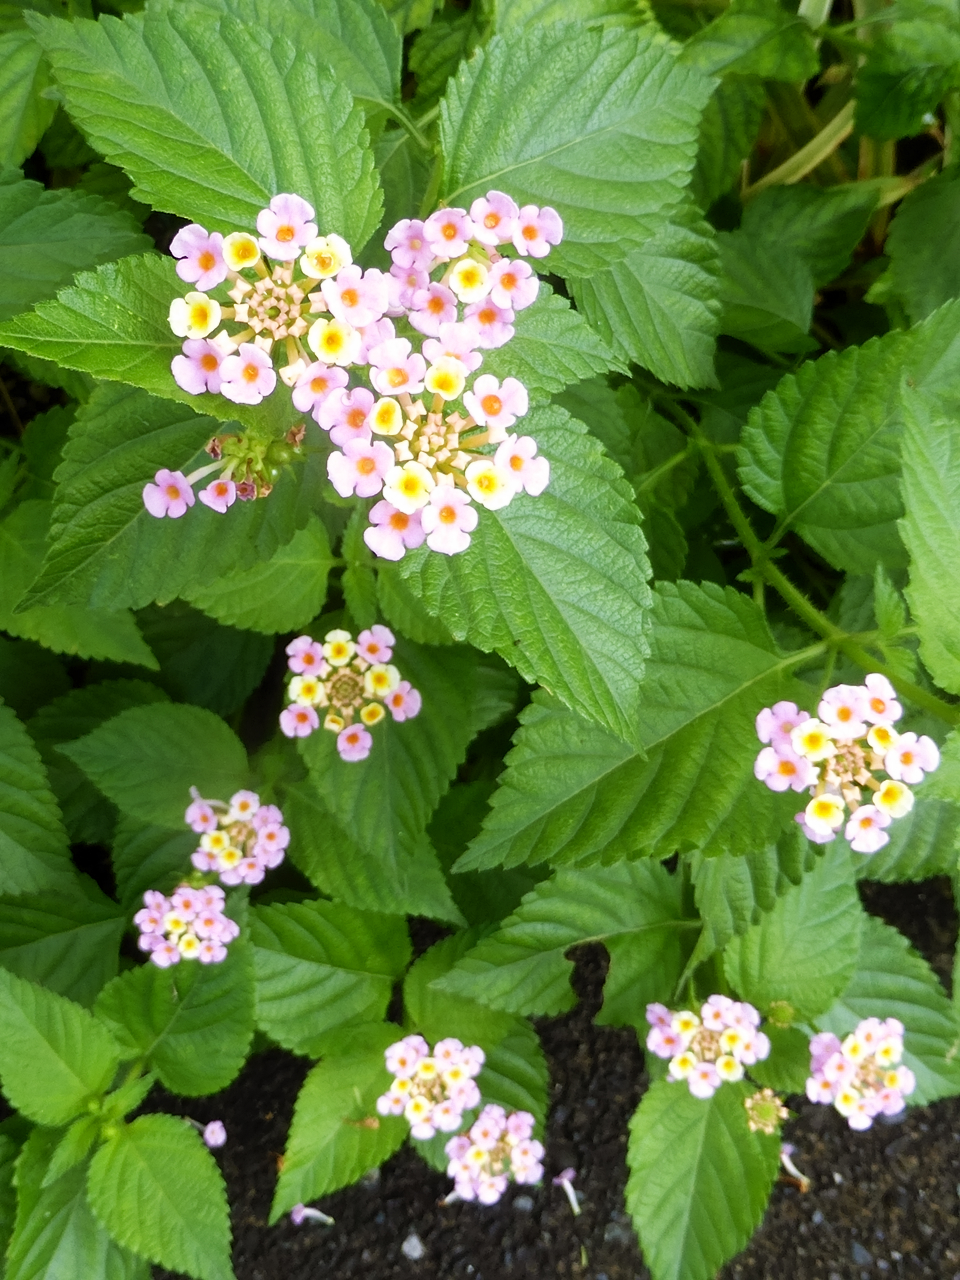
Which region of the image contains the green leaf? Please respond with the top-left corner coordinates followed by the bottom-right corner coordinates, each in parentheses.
top-left (740, 183), bottom-right (879, 288)
top-left (271, 1022), bottom-right (407, 1220)
top-left (855, 795), bottom-right (960, 883)
top-left (925, 725), bottom-right (960, 804)
top-left (570, 201), bottom-right (721, 390)
top-left (887, 171), bottom-right (960, 323)
top-left (398, 404), bottom-right (652, 746)
top-left (251, 899), bottom-right (410, 1054)
top-left (0, 701), bottom-right (72, 897)
top-left (747, 1023), bottom-right (813, 1096)
top-left (94, 940), bottom-right (254, 1096)
top-left (24, 384), bottom-right (325, 612)
top-left (479, 284), bottom-right (620, 404)
top-left (60, 702), bottom-right (248, 829)
top-left (0, 1119), bottom-right (25, 1263)
top-left (457, 581), bottom-right (810, 871)
top-left (31, 7), bottom-right (382, 246)
top-left (496, 0), bottom-right (640, 31)
top-left (900, 384), bottom-right (960, 695)
top-left (87, 1114), bottom-right (233, 1280)
top-left (439, 23), bottom-right (713, 275)
top-left (182, 515), bottom-right (333, 634)
top-left (42, 1115), bottom-right (100, 1188)
top-left (0, 636), bottom-right (70, 722)
top-left (298, 640), bottom-right (515, 923)
top-left (690, 75), bottom-right (765, 209)
top-left (340, 506), bottom-right (379, 631)
top-left (724, 843), bottom-right (864, 1021)
top-left (0, 31), bottom-right (55, 169)
top-left (0, 967), bottom-right (121, 1126)
top-left (434, 862), bottom-right (692, 1026)
top-left (110, 815), bottom-right (197, 910)
top-left (7, 1129), bottom-right (146, 1280)
top-left (0, 883), bottom-right (125, 1006)
top-left (681, 0), bottom-right (819, 80)
top-left (0, 171), bottom-right (151, 323)
top-left (27, 680), bottom-right (169, 845)
top-left (409, 10), bottom-right (483, 114)
top-left (376, 560), bottom-right (455, 645)
top-left (716, 229), bottom-right (814, 354)
top-left (626, 1079), bottom-right (780, 1280)
top-left (0, 501), bottom-right (158, 666)
top-left (817, 915), bottom-right (960, 1106)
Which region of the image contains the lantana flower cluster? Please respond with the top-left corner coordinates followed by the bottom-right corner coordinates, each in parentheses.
top-left (278, 625), bottom-right (420, 762)
top-left (186, 789), bottom-right (289, 886)
top-left (646, 997), bottom-right (771, 1099)
top-left (375, 1035), bottom-right (484, 1138)
top-left (754, 675), bottom-right (940, 852)
top-left (444, 1106), bottom-right (544, 1205)
top-left (134, 883), bottom-right (239, 968)
top-left (150, 190), bottom-right (560, 555)
top-left (806, 1019), bottom-right (916, 1130)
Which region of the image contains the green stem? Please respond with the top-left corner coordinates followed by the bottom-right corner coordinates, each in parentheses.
top-left (388, 104), bottom-right (434, 154)
top-left (744, 101), bottom-right (856, 198)
top-left (798, 0), bottom-right (834, 27)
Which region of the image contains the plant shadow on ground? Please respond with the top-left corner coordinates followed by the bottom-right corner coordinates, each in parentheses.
top-left (153, 879), bottom-right (960, 1280)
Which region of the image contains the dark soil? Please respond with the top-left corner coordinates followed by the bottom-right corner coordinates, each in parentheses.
top-left (154, 878), bottom-right (960, 1280)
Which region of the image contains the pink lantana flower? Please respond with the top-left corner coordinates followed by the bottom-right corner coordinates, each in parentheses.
top-left (357, 624), bottom-right (395, 663)
top-left (219, 344), bottom-right (277, 405)
top-left (423, 207), bottom-right (474, 259)
top-left (464, 299), bottom-right (515, 348)
top-left (885, 732), bottom-right (940, 784)
top-left (494, 434), bottom-right (550, 496)
top-left (321, 265), bottom-right (389, 328)
top-left (421, 485), bottom-right (477, 555)
top-left (388, 262), bottom-right (430, 311)
top-left (198, 477), bottom-right (237, 513)
top-left (363, 500), bottom-right (426, 561)
top-left (386, 680), bottom-right (421, 722)
top-left (422, 322), bottom-right (483, 373)
top-left (513, 204), bottom-right (563, 257)
top-left (291, 362), bottom-right (349, 419)
top-left (488, 258), bottom-right (539, 310)
top-left (143, 469), bottom-right (195, 519)
top-left (464, 375), bottom-right (528, 435)
top-left (408, 283), bottom-right (458, 337)
top-left (755, 701), bottom-right (810, 750)
top-left (185, 799), bottom-right (217, 833)
top-left (256, 193), bottom-right (318, 260)
top-left (319, 386), bottom-right (375, 447)
top-left (286, 635), bottom-right (326, 675)
top-left (369, 337), bottom-right (426, 396)
top-left (753, 745), bottom-right (817, 793)
top-left (172, 338), bottom-right (225, 395)
top-left (469, 191), bottom-right (520, 246)
top-left (357, 317), bottom-right (396, 364)
top-left (845, 804), bottom-right (892, 854)
top-left (818, 684), bottom-right (869, 740)
top-left (327, 438), bottom-right (393, 498)
top-left (150, 942), bottom-right (181, 968)
top-left (280, 704), bottom-right (320, 737)
top-left (170, 223), bottom-right (228, 291)
top-left (337, 724), bottom-right (372, 761)
top-left (863, 672), bottom-right (903, 723)
top-left (385, 217), bottom-right (435, 270)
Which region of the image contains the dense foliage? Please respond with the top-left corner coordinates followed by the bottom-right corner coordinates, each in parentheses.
top-left (2, 0), bottom-right (960, 1278)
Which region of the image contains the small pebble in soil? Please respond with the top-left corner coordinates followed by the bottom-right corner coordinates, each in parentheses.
top-left (401, 1232), bottom-right (425, 1261)
top-left (811, 1210), bottom-right (824, 1226)
top-left (512, 1195), bottom-right (534, 1212)
top-left (851, 1242), bottom-right (873, 1265)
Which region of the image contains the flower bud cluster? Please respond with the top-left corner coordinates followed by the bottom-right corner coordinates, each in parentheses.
top-left (445, 1106), bottom-right (544, 1205)
top-left (646, 997), bottom-right (770, 1099)
top-left (153, 191), bottom-right (561, 556)
top-left (142, 425), bottom-right (305, 517)
top-left (743, 1088), bottom-right (789, 1135)
top-left (278, 625), bottom-right (421, 761)
top-left (754, 675), bottom-right (940, 852)
top-left (134, 883), bottom-right (239, 968)
top-left (806, 1020), bottom-right (916, 1130)
top-left (186, 789), bottom-right (289, 886)
top-left (375, 1035), bottom-right (484, 1138)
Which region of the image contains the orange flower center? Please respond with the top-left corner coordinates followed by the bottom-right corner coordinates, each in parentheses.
top-left (357, 456), bottom-right (376, 475)
top-left (480, 394), bottom-right (502, 416)
top-left (276, 225), bottom-right (295, 243)
top-left (428, 295), bottom-right (446, 314)
top-left (500, 272), bottom-right (517, 290)
top-left (389, 511), bottom-right (410, 531)
top-left (477, 307), bottom-right (496, 325)
top-left (311, 376), bottom-right (329, 393)
top-left (242, 362), bottom-right (260, 383)
top-left (777, 760), bottom-right (797, 776)
top-left (870, 697), bottom-right (886, 714)
top-left (166, 484), bottom-right (181, 499)
top-left (200, 354), bottom-right (219, 371)
top-left (439, 504), bottom-right (457, 524)
top-left (346, 408), bottom-right (366, 428)
top-left (484, 212), bottom-right (500, 229)
top-left (441, 222), bottom-right (457, 240)
top-left (295, 710), bottom-right (309, 723)
top-left (838, 706), bottom-right (853, 721)
top-left (341, 288), bottom-right (359, 307)
top-left (387, 368), bottom-right (408, 387)
top-left (522, 224), bottom-right (539, 241)
top-left (901, 751), bottom-right (914, 765)
top-left (509, 454), bottom-right (523, 471)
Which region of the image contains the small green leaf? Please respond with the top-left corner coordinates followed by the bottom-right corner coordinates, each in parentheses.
top-left (681, 0), bottom-right (819, 80)
top-left (111, 816), bottom-right (197, 910)
top-left (740, 183), bottom-right (878, 289)
top-left (0, 30), bottom-right (55, 169)
top-left (0, 967), bottom-right (121, 1127)
top-left (60, 702), bottom-right (248, 829)
top-left (0, 702), bottom-right (72, 897)
top-left (42, 1115), bottom-right (99, 1187)
top-left (626, 1079), bottom-right (780, 1280)
top-left (717, 229), bottom-right (814, 354)
top-left (887, 171), bottom-right (960, 323)
top-left (691, 75), bottom-right (765, 209)
top-left (86, 1114), bottom-right (233, 1280)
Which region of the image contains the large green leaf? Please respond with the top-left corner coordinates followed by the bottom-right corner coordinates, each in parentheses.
top-left (724, 843), bottom-right (864, 1022)
top-left (740, 183), bottom-right (878, 289)
top-left (626, 1079), bottom-right (780, 1280)
top-left (738, 299), bottom-right (960, 574)
top-left (887, 171), bottom-right (960, 323)
top-left (0, 30), bottom-right (55, 169)
top-left (0, 501), bottom-right (157, 666)
top-left (110, 816), bottom-right (197, 910)
top-left (398, 404), bottom-right (652, 746)
top-left (31, 6), bottom-right (382, 245)
top-left (0, 254), bottom-right (297, 433)
top-left (0, 172), bottom-right (151, 323)
top-left (456, 581), bottom-right (809, 871)
top-left (94, 940), bottom-right (254, 1096)
top-left (570, 202), bottom-right (721, 390)
top-left (6, 1129), bottom-right (146, 1280)
top-left (22, 384), bottom-right (325, 612)
top-left (899, 385), bottom-right (960, 695)
top-left (496, 0), bottom-right (640, 31)
top-left (271, 1022), bottom-right (407, 1220)
top-left (434, 862), bottom-right (693, 1025)
top-left (439, 23), bottom-right (712, 275)
top-left (60, 702), bottom-right (248, 829)
top-left (690, 75), bottom-right (765, 209)
top-left (0, 882), bottom-right (125, 1007)
top-left (855, 794), bottom-right (960, 883)
top-left (87, 1114), bottom-right (233, 1280)
top-left (817, 916), bottom-right (960, 1106)
top-left (0, 967), bottom-right (121, 1127)
top-left (0, 702), bottom-right (72, 897)
top-left (680, 0), bottom-right (819, 80)
top-left (716, 229), bottom-right (814, 354)
top-left (182, 515), bottom-right (333, 634)
top-left (250, 899), bottom-right (410, 1054)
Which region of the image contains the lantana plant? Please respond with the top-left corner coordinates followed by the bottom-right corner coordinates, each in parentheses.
top-left (2, 2), bottom-right (960, 1280)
